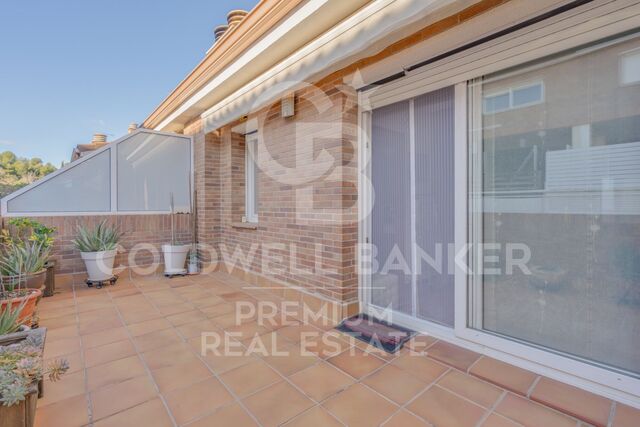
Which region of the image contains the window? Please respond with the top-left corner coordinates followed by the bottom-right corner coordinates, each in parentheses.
top-left (2, 130), bottom-right (192, 215)
top-left (469, 35), bottom-right (640, 375)
top-left (245, 133), bottom-right (259, 223)
top-left (482, 82), bottom-right (544, 113)
top-left (620, 48), bottom-right (640, 85)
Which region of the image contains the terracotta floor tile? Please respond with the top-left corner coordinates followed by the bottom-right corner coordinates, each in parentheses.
top-left (289, 361), bottom-right (354, 402)
top-left (438, 370), bottom-right (504, 408)
top-left (285, 405), bottom-right (343, 427)
top-left (200, 302), bottom-right (236, 318)
top-left (44, 324), bottom-right (79, 341)
top-left (78, 315), bottom-right (123, 335)
top-left (187, 402), bottom-right (258, 427)
top-left (82, 326), bottom-right (129, 348)
top-left (383, 410), bottom-right (429, 427)
top-left (34, 394), bottom-right (89, 427)
top-left (225, 320), bottom-right (271, 341)
top-left (85, 339), bottom-right (136, 368)
top-left (613, 403), bottom-right (640, 427)
top-left (363, 364), bottom-right (427, 404)
top-left (496, 393), bottom-right (578, 427)
top-left (38, 370), bottom-right (86, 407)
top-left (481, 413), bottom-right (522, 427)
top-left (91, 375), bottom-right (158, 421)
top-left (126, 317), bottom-right (172, 337)
top-left (470, 356), bottom-right (538, 396)
top-left (241, 330), bottom-right (293, 356)
top-left (407, 385), bottom-right (486, 427)
top-left (94, 398), bottom-right (173, 427)
top-left (391, 353), bottom-right (449, 383)
top-left (276, 324), bottom-right (322, 342)
top-left (190, 295), bottom-right (225, 308)
top-left (243, 381), bottom-right (314, 427)
top-left (176, 319), bottom-right (219, 339)
top-left (121, 308), bottom-right (163, 325)
top-left (405, 334), bottom-right (439, 353)
top-left (166, 309), bottom-right (207, 326)
top-left (133, 328), bottom-right (183, 352)
top-left (41, 314), bottom-right (77, 330)
top-left (42, 336), bottom-right (81, 359)
top-left (301, 331), bottom-right (354, 359)
top-left (44, 351), bottom-right (84, 374)
top-left (427, 341), bottom-right (481, 371)
top-left (323, 383), bottom-right (398, 427)
top-left (164, 377), bottom-right (235, 424)
top-left (154, 301), bottom-right (192, 312)
top-left (327, 347), bottom-right (385, 379)
top-left (530, 377), bottom-right (612, 427)
top-left (262, 343), bottom-right (320, 376)
top-left (220, 359), bottom-right (281, 397)
top-left (151, 359), bottom-right (212, 392)
top-left (142, 342), bottom-right (199, 370)
top-left (87, 355), bottom-right (147, 391)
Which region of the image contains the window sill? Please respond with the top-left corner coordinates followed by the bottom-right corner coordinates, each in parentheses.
top-left (231, 222), bottom-right (259, 230)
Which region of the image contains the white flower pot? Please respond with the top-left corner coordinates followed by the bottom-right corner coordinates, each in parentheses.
top-left (80, 250), bottom-right (117, 281)
top-left (162, 244), bottom-right (190, 275)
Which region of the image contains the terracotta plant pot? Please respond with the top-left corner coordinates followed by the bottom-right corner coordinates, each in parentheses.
top-left (0, 289), bottom-right (42, 324)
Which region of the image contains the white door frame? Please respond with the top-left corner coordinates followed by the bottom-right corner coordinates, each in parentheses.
top-left (357, 42), bottom-right (640, 411)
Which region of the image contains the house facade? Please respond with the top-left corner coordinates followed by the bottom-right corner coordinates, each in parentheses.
top-left (2, 0), bottom-right (639, 410)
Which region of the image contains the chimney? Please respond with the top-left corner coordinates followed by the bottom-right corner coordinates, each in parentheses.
top-left (91, 133), bottom-right (107, 144)
top-left (214, 24), bottom-right (228, 41)
top-left (226, 10), bottom-right (248, 30)
top-left (128, 123), bottom-right (138, 134)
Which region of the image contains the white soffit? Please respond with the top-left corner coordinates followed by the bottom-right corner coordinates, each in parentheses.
top-left (201, 0), bottom-right (459, 133)
top-left (156, 0), bottom-right (369, 132)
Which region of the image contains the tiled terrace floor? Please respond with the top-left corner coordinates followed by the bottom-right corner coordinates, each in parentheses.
top-left (34, 272), bottom-right (639, 427)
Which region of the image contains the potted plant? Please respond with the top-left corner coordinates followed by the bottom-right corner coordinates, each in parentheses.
top-left (0, 329), bottom-right (68, 427)
top-left (162, 193), bottom-right (190, 276)
top-left (0, 301), bottom-right (29, 346)
top-left (0, 242), bottom-right (50, 294)
top-left (10, 219), bottom-right (57, 298)
top-left (73, 220), bottom-right (122, 282)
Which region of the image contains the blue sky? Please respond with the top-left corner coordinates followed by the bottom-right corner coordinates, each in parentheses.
top-left (0, 0), bottom-right (258, 167)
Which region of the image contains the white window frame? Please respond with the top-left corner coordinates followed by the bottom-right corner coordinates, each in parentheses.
top-left (482, 80), bottom-right (545, 114)
top-left (619, 46), bottom-right (640, 86)
top-left (0, 129), bottom-right (193, 217)
top-left (357, 1), bottom-right (640, 408)
top-left (245, 132), bottom-right (259, 223)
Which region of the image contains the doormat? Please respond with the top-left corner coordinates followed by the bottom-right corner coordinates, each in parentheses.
top-left (336, 313), bottom-right (415, 353)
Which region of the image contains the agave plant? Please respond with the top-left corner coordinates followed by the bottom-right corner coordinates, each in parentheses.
top-left (73, 220), bottom-right (122, 253)
top-left (0, 241), bottom-right (51, 278)
top-left (0, 300), bottom-right (26, 335)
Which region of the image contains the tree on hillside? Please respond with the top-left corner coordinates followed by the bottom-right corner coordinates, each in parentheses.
top-left (0, 151), bottom-right (56, 197)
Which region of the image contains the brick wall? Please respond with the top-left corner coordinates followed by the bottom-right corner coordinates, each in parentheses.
top-left (1, 214), bottom-right (192, 276)
top-left (183, 0), bottom-right (509, 305)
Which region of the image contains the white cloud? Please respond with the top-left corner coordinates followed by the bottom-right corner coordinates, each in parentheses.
top-left (0, 140), bottom-right (15, 146)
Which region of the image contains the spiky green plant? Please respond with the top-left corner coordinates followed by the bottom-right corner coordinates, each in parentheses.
top-left (0, 241), bottom-right (50, 277)
top-left (0, 300), bottom-right (27, 335)
top-left (73, 220), bottom-right (122, 253)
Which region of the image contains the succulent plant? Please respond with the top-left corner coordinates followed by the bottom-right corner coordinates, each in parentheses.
top-left (0, 334), bottom-right (68, 406)
top-left (73, 220), bottom-right (122, 253)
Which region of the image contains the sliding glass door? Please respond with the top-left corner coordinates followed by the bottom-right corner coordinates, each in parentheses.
top-left (468, 34), bottom-right (640, 375)
top-left (370, 87), bottom-right (455, 326)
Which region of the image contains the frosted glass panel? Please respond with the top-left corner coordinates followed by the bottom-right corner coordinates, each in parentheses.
top-left (117, 133), bottom-right (191, 212)
top-left (414, 87), bottom-right (455, 326)
top-left (473, 35), bottom-right (640, 374)
top-left (7, 150), bottom-right (110, 213)
top-left (370, 101), bottom-right (412, 314)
